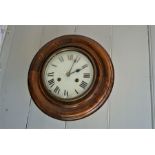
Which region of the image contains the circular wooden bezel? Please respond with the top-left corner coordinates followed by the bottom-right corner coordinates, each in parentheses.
top-left (28, 35), bottom-right (114, 121)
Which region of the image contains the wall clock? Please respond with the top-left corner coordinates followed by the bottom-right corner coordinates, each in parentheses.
top-left (28, 35), bottom-right (114, 121)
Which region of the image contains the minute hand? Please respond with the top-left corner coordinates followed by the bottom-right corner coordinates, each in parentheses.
top-left (68, 59), bottom-right (77, 75)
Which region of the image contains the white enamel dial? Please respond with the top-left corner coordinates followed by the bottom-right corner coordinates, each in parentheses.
top-left (42, 48), bottom-right (95, 101)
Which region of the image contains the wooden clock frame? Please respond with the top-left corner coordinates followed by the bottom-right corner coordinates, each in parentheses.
top-left (28, 35), bottom-right (114, 121)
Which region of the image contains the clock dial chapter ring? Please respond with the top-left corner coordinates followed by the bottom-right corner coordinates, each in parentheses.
top-left (28, 35), bottom-right (114, 121)
top-left (40, 47), bottom-right (97, 103)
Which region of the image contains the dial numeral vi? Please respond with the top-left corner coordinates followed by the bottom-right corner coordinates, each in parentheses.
top-left (64, 90), bottom-right (69, 97)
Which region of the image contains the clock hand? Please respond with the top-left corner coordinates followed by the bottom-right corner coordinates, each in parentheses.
top-left (69, 69), bottom-right (80, 75)
top-left (70, 64), bottom-right (88, 75)
top-left (69, 67), bottom-right (85, 75)
top-left (66, 58), bottom-right (77, 76)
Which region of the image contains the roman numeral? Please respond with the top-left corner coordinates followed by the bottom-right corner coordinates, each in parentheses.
top-left (64, 90), bottom-right (68, 97)
top-left (75, 56), bottom-right (81, 63)
top-left (48, 79), bottom-right (55, 87)
top-left (48, 72), bottom-right (54, 76)
top-left (83, 73), bottom-right (90, 78)
top-left (82, 64), bottom-right (88, 69)
top-left (79, 81), bottom-right (88, 89)
top-left (75, 89), bottom-right (79, 94)
top-left (68, 54), bottom-right (73, 60)
top-left (59, 56), bottom-right (64, 62)
top-left (54, 86), bottom-right (60, 94)
top-left (51, 64), bottom-right (57, 67)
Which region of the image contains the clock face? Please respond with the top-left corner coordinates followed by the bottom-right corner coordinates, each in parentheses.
top-left (42, 48), bottom-right (95, 101)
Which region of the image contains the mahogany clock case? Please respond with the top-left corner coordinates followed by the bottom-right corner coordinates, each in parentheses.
top-left (28, 35), bottom-right (114, 121)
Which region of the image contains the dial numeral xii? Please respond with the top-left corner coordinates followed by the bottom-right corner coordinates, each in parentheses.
top-left (68, 55), bottom-right (73, 60)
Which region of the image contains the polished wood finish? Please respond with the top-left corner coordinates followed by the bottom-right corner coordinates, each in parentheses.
top-left (28, 35), bottom-right (114, 121)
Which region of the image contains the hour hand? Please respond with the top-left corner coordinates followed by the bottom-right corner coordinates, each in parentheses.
top-left (70, 69), bottom-right (81, 74)
top-left (69, 68), bottom-right (83, 75)
top-left (69, 64), bottom-right (88, 75)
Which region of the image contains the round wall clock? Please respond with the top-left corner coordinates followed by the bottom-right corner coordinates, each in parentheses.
top-left (28, 35), bottom-right (114, 121)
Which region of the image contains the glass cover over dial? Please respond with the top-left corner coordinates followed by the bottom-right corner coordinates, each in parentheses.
top-left (42, 48), bottom-right (95, 101)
